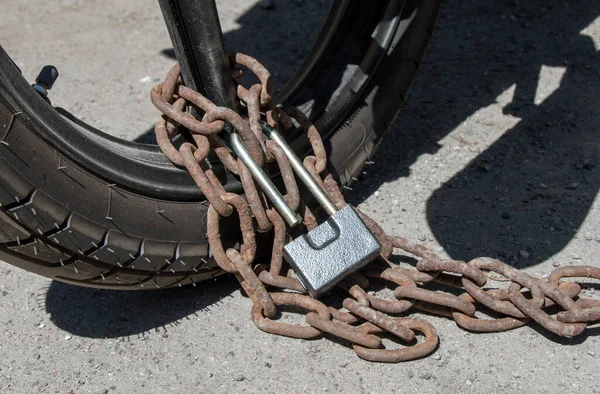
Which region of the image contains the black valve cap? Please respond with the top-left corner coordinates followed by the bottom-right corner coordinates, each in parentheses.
top-left (35, 65), bottom-right (59, 90)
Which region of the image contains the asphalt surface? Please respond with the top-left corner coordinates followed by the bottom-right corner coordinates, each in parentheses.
top-left (1, 1), bottom-right (600, 392)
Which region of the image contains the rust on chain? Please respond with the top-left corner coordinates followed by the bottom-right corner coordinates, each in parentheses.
top-left (303, 156), bottom-right (329, 190)
top-left (161, 62), bottom-right (181, 103)
top-left (151, 84), bottom-right (224, 135)
top-left (370, 263), bottom-right (437, 284)
top-left (536, 280), bottom-right (582, 312)
top-left (207, 193), bottom-right (256, 273)
top-left (380, 267), bottom-right (416, 287)
top-left (390, 236), bottom-right (441, 261)
top-left (302, 206), bottom-right (319, 232)
top-left (237, 159), bottom-right (272, 232)
top-left (264, 109), bottom-right (278, 129)
top-left (266, 209), bottom-right (286, 276)
top-left (349, 283), bottom-right (370, 305)
top-left (477, 282), bottom-right (582, 308)
top-left (223, 194), bottom-right (256, 265)
top-left (266, 141), bottom-right (300, 211)
top-left (548, 266), bottom-right (600, 287)
top-left (328, 307), bottom-right (359, 324)
top-left (461, 278), bottom-right (530, 319)
top-left (271, 106), bottom-right (293, 133)
top-left (237, 84), bottom-right (271, 160)
top-left (546, 270), bottom-right (600, 323)
top-left (547, 266), bottom-right (600, 321)
top-left (208, 135), bottom-right (240, 174)
top-left (576, 298), bottom-right (600, 309)
top-left (337, 276), bottom-right (370, 299)
top-left (270, 107), bottom-right (294, 130)
top-left (370, 295), bottom-right (412, 315)
top-left (203, 107), bottom-right (264, 167)
top-left (353, 318), bottom-right (439, 363)
top-left (303, 157), bottom-right (347, 213)
top-left (355, 207), bottom-right (393, 258)
top-left (228, 249), bottom-right (276, 317)
top-left (417, 258), bottom-right (487, 287)
top-left (305, 312), bottom-right (382, 349)
top-left (327, 280), bottom-right (370, 325)
top-left (557, 307), bottom-right (600, 323)
top-left (256, 265), bottom-right (306, 293)
top-left (547, 282), bottom-right (582, 306)
top-left (231, 53), bottom-right (273, 105)
top-left (281, 106), bottom-right (327, 173)
top-left (566, 294), bottom-right (600, 323)
top-left (180, 143), bottom-right (233, 217)
top-left (236, 271), bottom-right (254, 295)
top-left (176, 84), bottom-right (218, 113)
top-left (366, 294), bottom-right (413, 315)
top-left (236, 270), bottom-right (271, 317)
top-left (343, 298), bottom-right (415, 342)
top-left (395, 285), bottom-right (476, 317)
top-left (323, 174), bottom-right (347, 209)
top-left (156, 118), bottom-right (208, 166)
top-left (154, 96), bottom-right (199, 165)
top-left (361, 267), bottom-right (415, 314)
top-left (452, 292), bottom-right (529, 332)
top-left (204, 166), bottom-right (228, 197)
top-left (252, 293), bottom-right (329, 339)
top-left (453, 312), bottom-right (528, 332)
top-left (508, 282), bottom-right (586, 337)
top-left (463, 257), bottom-right (545, 318)
top-left (348, 282), bottom-right (370, 305)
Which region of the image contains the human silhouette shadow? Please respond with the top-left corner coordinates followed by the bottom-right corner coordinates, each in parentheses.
top-left (346, 0), bottom-right (600, 267)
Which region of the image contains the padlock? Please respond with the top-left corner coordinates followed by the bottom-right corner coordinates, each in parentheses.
top-left (232, 127), bottom-right (381, 298)
top-left (260, 123), bottom-right (381, 298)
top-left (283, 204), bottom-right (381, 297)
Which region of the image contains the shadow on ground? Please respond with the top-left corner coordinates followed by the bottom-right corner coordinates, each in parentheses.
top-left (45, 276), bottom-right (238, 338)
top-left (346, 0), bottom-right (600, 266)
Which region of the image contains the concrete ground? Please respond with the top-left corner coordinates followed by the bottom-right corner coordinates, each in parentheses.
top-left (1, 0), bottom-right (600, 392)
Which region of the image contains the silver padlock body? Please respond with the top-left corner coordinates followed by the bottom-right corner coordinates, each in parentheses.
top-left (283, 205), bottom-right (381, 298)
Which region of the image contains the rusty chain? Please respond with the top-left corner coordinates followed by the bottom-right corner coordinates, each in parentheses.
top-left (151, 54), bottom-right (600, 363)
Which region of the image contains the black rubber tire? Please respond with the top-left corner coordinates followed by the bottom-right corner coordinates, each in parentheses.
top-left (0, 0), bottom-right (441, 289)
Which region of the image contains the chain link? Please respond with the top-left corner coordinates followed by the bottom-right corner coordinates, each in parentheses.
top-left (151, 53), bottom-right (600, 362)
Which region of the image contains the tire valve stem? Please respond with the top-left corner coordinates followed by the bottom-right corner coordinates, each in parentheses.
top-left (32, 65), bottom-right (59, 103)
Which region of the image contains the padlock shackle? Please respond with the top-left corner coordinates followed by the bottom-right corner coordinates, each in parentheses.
top-left (261, 122), bottom-right (339, 216)
top-left (230, 133), bottom-right (302, 227)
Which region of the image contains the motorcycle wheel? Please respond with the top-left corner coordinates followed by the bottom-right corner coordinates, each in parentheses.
top-left (0, 0), bottom-right (441, 289)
